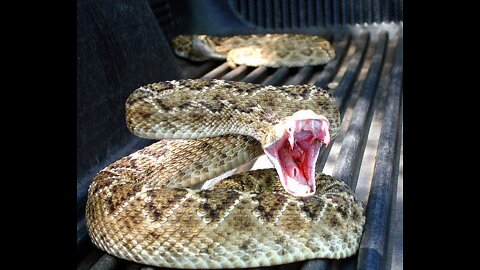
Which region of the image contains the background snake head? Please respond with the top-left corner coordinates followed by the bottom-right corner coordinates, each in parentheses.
top-left (191, 35), bottom-right (229, 60)
top-left (262, 110), bottom-right (331, 197)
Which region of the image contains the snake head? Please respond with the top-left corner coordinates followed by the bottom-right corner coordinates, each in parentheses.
top-left (191, 35), bottom-right (227, 60)
top-left (263, 110), bottom-right (331, 197)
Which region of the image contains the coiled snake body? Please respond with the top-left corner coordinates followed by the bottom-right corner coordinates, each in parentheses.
top-left (171, 34), bottom-right (335, 68)
top-left (86, 79), bottom-right (365, 269)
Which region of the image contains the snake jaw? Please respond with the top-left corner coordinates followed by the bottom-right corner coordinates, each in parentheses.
top-left (264, 110), bottom-right (331, 197)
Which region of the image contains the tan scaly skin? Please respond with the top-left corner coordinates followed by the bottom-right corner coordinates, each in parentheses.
top-left (86, 79), bottom-right (365, 269)
top-left (171, 34), bottom-right (336, 68)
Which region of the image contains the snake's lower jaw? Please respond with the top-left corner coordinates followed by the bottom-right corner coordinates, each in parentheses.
top-left (265, 148), bottom-right (317, 197)
top-left (283, 175), bottom-right (316, 197)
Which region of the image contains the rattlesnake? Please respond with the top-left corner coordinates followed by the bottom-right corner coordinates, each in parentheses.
top-left (171, 34), bottom-right (335, 68)
top-left (86, 79), bottom-right (365, 269)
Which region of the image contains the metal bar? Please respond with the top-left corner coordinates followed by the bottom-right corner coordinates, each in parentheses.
top-left (354, 31), bottom-right (399, 206)
top-left (315, 32), bottom-right (369, 172)
top-left (221, 65), bottom-right (250, 81)
top-left (384, 104), bottom-right (403, 270)
top-left (284, 66), bottom-right (314, 85)
top-left (332, 32), bottom-right (388, 187)
top-left (357, 33), bottom-right (403, 270)
top-left (201, 62), bottom-right (231, 79)
top-left (261, 67), bottom-right (291, 85)
top-left (311, 31), bottom-right (352, 87)
top-left (334, 32), bottom-right (399, 270)
top-left (332, 31), bottom-right (370, 115)
top-left (305, 32), bottom-right (387, 270)
top-left (242, 66), bottom-right (271, 84)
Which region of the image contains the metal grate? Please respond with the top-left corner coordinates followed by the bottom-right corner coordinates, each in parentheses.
top-left (77, 23), bottom-right (403, 270)
top-left (229, 0), bottom-right (403, 28)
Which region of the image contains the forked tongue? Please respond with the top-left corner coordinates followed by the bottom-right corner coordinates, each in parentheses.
top-left (266, 110), bottom-right (331, 197)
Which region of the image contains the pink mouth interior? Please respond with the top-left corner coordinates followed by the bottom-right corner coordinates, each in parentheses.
top-left (265, 111), bottom-right (331, 197)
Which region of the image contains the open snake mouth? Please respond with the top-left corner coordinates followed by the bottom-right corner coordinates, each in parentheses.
top-left (264, 110), bottom-right (331, 197)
